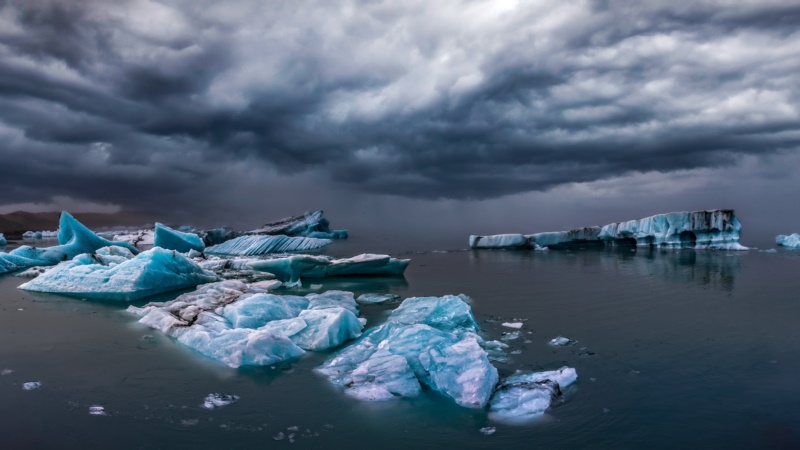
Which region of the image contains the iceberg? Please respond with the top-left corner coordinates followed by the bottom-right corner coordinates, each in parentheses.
top-left (0, 233), bottom-right (6, 246)
top-left (0, 212), bottom-right (139, 275)
top-left (247, 254), bottom-right (410, 283)
top-left (206, 235), bottom-right (332, 256)
top-left (488, 367), bottom-right (577, 423)
top-left (113, 229), bottom-right (155, 249)
top-left (316, 295), bottom-right (498, 408)
top-left (246, 210), bottom-right (347, 239)
top-left (128, 281), bottom-right (364, 367)
top-left (470, 210), bottom-right (747, 250)
top-left (23, 230), bottom-right (58, 239)
top-left (776, 233), bottom-right (800, 249)
top-left (194, 256), bottom-right (278, 283)
top-left (356, 293), bottom-right (401, 305)
top-left (19, 247), bottom-right (219, 301)
top-left (154, 223), bottom-right (205, 253)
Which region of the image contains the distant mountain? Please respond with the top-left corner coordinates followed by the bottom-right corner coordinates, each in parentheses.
top-left (0, 211), bottom-right (155, 237)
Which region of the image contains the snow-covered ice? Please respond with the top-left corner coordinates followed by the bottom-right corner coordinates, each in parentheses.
top-left (202, 393), bottom-right (240, 409)
top-left (113, 229), bottom-right (155, 249)
top-left (488, 367), bottom-right (577, 423)
top-left (19, 247), bottom-right (219, 301)
top-left (0, 212), bottom-right (139, 275)
top-left (206, 235), bottom-right (332, 256)
top-left (776, 233), bottom-right (800, 249)
top-left (471, 210), bottom-right (747, 250)
top-left (154, 223), bottom-right (205, 253)
top-left (128, 281), bottom-right (364, 367)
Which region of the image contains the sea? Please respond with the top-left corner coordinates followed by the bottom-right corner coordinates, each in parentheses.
top-left (1, 231), bottom-right (799, 449)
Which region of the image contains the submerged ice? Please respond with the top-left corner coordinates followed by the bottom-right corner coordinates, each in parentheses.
top-left (0, 212), bottom-right (139, 275)
top-left (776, 233), bottom-right (800, 249)
top-left (128, 281), bottom-right (364, 367)
top-left (19, 247), bottom-right (219, 301)
top-left (316, 294), bottom-right (499, 408)
top-left (470, 210), bottom-right (747, 250)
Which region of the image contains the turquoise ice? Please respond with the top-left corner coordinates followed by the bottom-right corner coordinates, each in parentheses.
top-left (0, 233), bottom-right (6, 246)
top-left (0, 212), bottom-right (139, 275)
top-left (19, 247), bottom-right (219, 301)
top-left (488, 367), bottom-right (578, 423)
top-left (776, 233), bottom-right (800, 249)
top-left (154, 223), bottom-right (205, 253)
top-left (206, 235), bottom-right (332, 256)
top-left (248, 254), bottom-right (409, 284)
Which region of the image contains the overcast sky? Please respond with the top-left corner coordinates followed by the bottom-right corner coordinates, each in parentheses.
top-left (1, 0), bottom-right (799, 246)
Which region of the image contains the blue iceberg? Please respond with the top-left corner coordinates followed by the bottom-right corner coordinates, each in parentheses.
top-left (154, 223), bottom-right (205, 253)
top-left (776, 233), bottom-right (800, 249)
top-left (0, 212), bottom-right (139, 275)
top-left (128, 281), bottom-right (364, 367)
top-left (488, 367), bottom-right (577, 423)
top-left (19, 247), bottom-right (219, 301)
top-left (316, 295), bottom-right (498, 408)
top-left (206, 235), bottom-right (332, 256)
top-left (0, 233), bottom-right (6, 246)
top-left (471, 210), bottom-right (747, 250)
top-left (248, 254), bottom-right (409, 284)
top-left (246, 210), bottom-right (347, 239)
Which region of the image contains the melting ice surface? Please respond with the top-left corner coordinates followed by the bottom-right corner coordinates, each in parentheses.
top-left (153, 223), bottom-right (205, 253)
top-left (247, 254), bottom-right (410, 283)
top-left (19, 247), bottom-right (219, 301)
top-left (0, 212), bottom-right (139, 275)
top-left (470, 210), bottom-right (747, 250)
top-left (315, 295), bottom-right (500, 408)
top-left (776, 233), bottom-right (800, 249)
top-left (127, 281), bottom-right (364, 368)
top-left (206, 235), bottom-right (332, 256)
top-left (488, 367), bottom-right (578, 424)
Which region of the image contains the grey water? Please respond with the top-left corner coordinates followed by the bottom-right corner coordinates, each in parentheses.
top-left (1, 237), bottom-right (800, 449)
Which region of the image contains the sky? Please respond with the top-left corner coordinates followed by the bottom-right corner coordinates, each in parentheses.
top-left (0, 0), bottom-right (799, 247)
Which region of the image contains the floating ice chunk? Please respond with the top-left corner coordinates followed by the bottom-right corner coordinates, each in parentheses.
top-left (549, 336), bottom-right (577, 346)
top-left (113, 230), bottom-right (155, 249)
top-left (248, 254), bottom-right (410, 283)
top-left (19, 247), bottom-right (219, 301)
top-left (154, 223), bottom-right (205, 253)
top-left (479, 427), bottom-right (496, 435)
top-left (489, 367), bottom-right (577, 423)
top-left (291, 308), bottom-right (363, 351)
top-left (500, 331), bottom-right (521, 341)
top-left (501, 322), bottom-right (523, 329)
top-left (15, 266), bottom-right (50, 278)
top-left (88, 406), bottom-right (108, 416)
top-left (23, 381), bottom-right (42, 390)
top-left (776, 233), bottom-right (800, 249)
top-left (761, 248), bottom-right (778, 254)
top-left (246, 210), bottom-right (347, 239)
top-left (177, 326), bottom-right (306, 368)
top-left (1, 369), bottom-right (13, 375)
top-left (0, 233), bottom-right (6, 246)
top-left (356, 293), bottom-right (401, 305)
top-left (482, 340), bottom-right (509, 363)
top-left (202, 393), bottom-right (240, 409)
top-left (316, 295), bottom-right (497, 408)
top-left (206, 235), bottom-right (331, 256)
top-left (23, 230), bottom-right (58, 239)
top-left (306, 290), bottom-right (359, 315)
top-left (221, 293), bottom-right (308, 328)
top-left (471, 210), bottom-right (748, 250)
top-left (0, 212), bottom-right (139, 275)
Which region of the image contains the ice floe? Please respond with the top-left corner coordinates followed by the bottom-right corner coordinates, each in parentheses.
top-left (128, 281), bottom-right (364, 367)
top-left (549, 336), bottom-right (577, 346)
top-left (202, 393), bottom-right (240, 409)
top-left (0, 212), bottom-right (139, 275)
top-left (471, 210), bottom-right (747, 250)
top-left (19, 247), bottom-right (219, 301)
top-left (246, 210), bottom-right (347, 239)
top-left (356, 293), bottom-right (401, 305)
top-left (22, 381), bottom-right (42, 390)
top-left (776, 233), bottom-right (800, 249)
top-left (154, 223), bottom-right (205, 253)
top-left (247, 254), bottom-right (410, 284)
top-left (488, 367), bottom-right (577, 423)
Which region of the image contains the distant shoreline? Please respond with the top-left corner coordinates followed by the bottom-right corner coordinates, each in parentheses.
top-left (0, 211), bottom-right (154, 238)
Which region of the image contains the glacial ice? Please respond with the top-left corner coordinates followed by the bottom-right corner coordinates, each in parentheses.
top-left (154, 223), bottom-right (205, 253)
top-left (316, 295), bottom-right (498, 408)
top-left (549, 336), bottom-right (577, 346)
top-left (23, 230), bottom-right (58, 239)
top-left (128, 281), bottom-right (364, 367)
top-left (202, 393), bottom-right (240, 409)
top-left (22, 381), bottom-right (42, 390)
top-left (0, 212), bottom-right (139, 275)
top-left (246, 210), bottom-right (347, 239)
top-left (470, 210), bottom-right (748, 250)
top-left (19, 247), bottom-right (219, 301)
top-left (502, 322), bottom-right (523, 329)
top-left (113, 229), bottom-right (155, 249)
top-left (206, 235), bottom-right (332, 256)
top-left (247, 254), bottom-right (410, 283)
top-left (488, 367), bottom-right (577, 423)
top-left (0, 233), bottom-right (6, 246)
top-left (776, 233), bottom-right (800, 249)
top-left (356, 293), bottom-right (401, 305)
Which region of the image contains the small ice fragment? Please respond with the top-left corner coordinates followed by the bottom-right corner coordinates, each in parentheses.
top-left (273, 432), bottom-right (285, 441)
top-left (1, 369), bottom-right (13, 375)
top-left (549, 336), bottom-right (577, 346)
top-left (501, 322), bottom-right (523, 329)
top-left (202, 393), bottom-right (240, 409)
top-left (22, 381), bottom-right (41, 390)
top-left (287, 426), bottom-right (299, 431)
top-left (356, 293), bottom-right (401, 305)
top-left (510, 350), bottom-right (522, 355)
top-left (181, 418), bottom-right (199, 426)
top-left (479, 426), bottom-right (496, 435)
top-left (89, 406), bottom-right (108, 416)
top-left (310, 284), bottom-right (323, 290)
top-left (501, 331), bottom-right (520, 341)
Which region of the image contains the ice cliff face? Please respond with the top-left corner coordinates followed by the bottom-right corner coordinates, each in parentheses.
top-left (0, 212), bottom-right (139, 274)
top-left (470, 210), bottom-right (747, 250)
top-left (776, 233), bottom-right (800, 249)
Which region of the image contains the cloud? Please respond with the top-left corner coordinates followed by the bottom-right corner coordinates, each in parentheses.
top-left (0, 0), bottom-right (798, 216)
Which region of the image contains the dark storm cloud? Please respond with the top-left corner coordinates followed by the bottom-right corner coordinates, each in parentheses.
top-left (0, 0), bottom-right (799, 212)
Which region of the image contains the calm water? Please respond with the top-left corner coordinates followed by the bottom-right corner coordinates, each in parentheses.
top-left (1, 238), bottom-right (800, 449)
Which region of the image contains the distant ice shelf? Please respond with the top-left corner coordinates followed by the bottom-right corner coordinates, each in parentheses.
top-left (775, 233), bottom-right (800, 249)
top-left (470, 210), bottom-right (747, 250)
